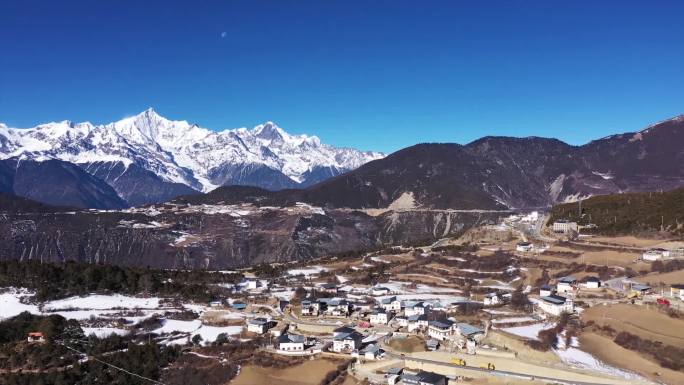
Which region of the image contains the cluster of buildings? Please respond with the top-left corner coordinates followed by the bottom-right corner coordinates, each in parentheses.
top-left (641, 247), bottom-right (684, 261)
top-left (536, 275), bottom-right (602, 316)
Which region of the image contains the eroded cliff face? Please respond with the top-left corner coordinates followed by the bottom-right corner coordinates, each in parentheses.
top-left (0, 202), bottom-right (503, 269)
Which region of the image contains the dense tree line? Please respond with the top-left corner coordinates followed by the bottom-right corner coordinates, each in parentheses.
top-left (550, 187), bottom-right (684, 235)
top-left (0, 312), bottom-right (181, 385)
top-left (0, 260), bottom-right (242, 302)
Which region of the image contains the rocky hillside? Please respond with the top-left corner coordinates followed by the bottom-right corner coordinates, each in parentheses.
top-left (284, 115), bottom-right (684, 210)
top-left (550, 187), bottom-right (684, 235)
top-left (0, 194), bottom-right (501, 269)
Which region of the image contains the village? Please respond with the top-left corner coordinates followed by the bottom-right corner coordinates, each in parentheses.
top-left (2, 211), bottom-right (684, 385)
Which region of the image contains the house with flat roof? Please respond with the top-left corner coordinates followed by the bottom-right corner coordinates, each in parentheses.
top-left (380, 296), bottom-right (402, 312)
top-left (332, 331), bottom-right (363, 353)
top-left (427, 320), bottom-right (455, 341)
top-left (670, 284), bottom-right (684, 300)
top-left (556, 276), bottom-right (578, 294)
top-left (276, 333), bottom-right (307, 351)
top-left (405, 301), bottom-right (430, 317)
top-left (552, 220), bottom-right (578, 233)
top-left (408, 314), bottom-right (429, 332)
top-left (247, 317), bottom-right (276, 334)
top-left (538, 294), bottom-right (574, 316)
top-left (369, 309), bottom-right (390, 325)
top-left (455, 323), bottom-right (484, 339)
top-left (402, 370), bottom-right (447, 385)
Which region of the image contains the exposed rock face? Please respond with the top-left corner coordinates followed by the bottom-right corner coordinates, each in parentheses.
top-left (0, 194), bottom-right (502, 269)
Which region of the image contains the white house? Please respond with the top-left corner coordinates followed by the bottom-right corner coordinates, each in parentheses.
top-left (670, 284), bottom-right (684, 301)
top-left (332, 331), bottom-right (363, 353)
top-left (370, 310), bottom-right (390, 325)
top-left (483, 292), bottom-right (504, 306)
top-left (380, 296), bottom-right (402, 312)
top-left (394, 315), bottom-right (409, 327)
top-left (372, 286), bottom-right (392, 296)
top-left (537, 295), bottom-right (574, 316)
top-left (277, 333), bottom-right (307, 351)
top-left (539, 284), bottom-right (553, 297)
top-left (404, 302), bottom-right (430, 317)
top-left (360, 344), bottom-right (383, 360)
top-left (324, 298), bottom-right (351, 317)
top-left (407, 314), bottom-right (429, 332)
top-left (516, 242), bottom-right (534, 252)
top-left (642, 248), bottom-right (670, 261)
top-left (552, 220), bottom-right (578, 233)
top-left (427, 320), bottom-right (454, 341)
top-left (582, 276), bottom-right (601, 289)
top-left (301, 299), bottom-right (320, 316)
top-left (247, 317), bottom-right (275, 334)
top-left (556, 276), bottom-right (577, 294)
top-left (455, 323), bottom-right (484, 340)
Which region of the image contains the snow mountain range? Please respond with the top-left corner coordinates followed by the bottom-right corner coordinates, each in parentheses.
top-left (0, 109), bottom-right (384, 206)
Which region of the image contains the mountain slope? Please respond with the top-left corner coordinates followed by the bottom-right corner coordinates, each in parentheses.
top-left (213, 115), bottom-right (683, 210)
top-left (0, 109), bottom-right (385, 206)
top-left (0, 159), bottom-right (127, 209)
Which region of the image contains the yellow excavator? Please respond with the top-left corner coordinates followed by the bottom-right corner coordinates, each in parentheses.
top-left (451, 358), bottom-right (466, 366)
top-left (480, 363), bottom-right (496, 370)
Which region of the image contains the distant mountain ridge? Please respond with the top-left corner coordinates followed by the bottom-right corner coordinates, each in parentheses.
top-left (184, 115), bottom-right (684, 210)
top-left (1, 112), bottom-right (683, 210)
top-left (0, 109), bottom-right (384, 206)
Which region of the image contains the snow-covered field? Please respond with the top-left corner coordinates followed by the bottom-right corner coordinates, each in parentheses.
top-left (44, 294), bottom-right (162, 311)
top-left (0, 288), bottom-right (39, 320)
top-left (82, 327), bottom-right (130, 338)
top-left (554, 334), bottom-right (645, 381)
top-left (500, 322), bottom-right (555, 340)
top-left (287, 266), bottom-right (328, 276)
top-left (153, 319), bottom-right (243, 345)
top-left (491, 316), bottom-right (536, 324)
top-left (0, 288), bottom-right (248, 347)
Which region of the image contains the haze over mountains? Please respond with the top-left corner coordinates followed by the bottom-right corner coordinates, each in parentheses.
top-left (0, 108), bottom-right (384, 207)
top-left (0, 112), bottom-right (682, 210)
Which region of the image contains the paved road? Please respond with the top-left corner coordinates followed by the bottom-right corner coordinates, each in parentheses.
top-left (395, 352), bottom-right (624, 385)
top-left (377, 336), bottom-right (644, 385)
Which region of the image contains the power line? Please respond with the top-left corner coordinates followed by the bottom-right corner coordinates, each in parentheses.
top-left (58, 342), bottom-right (167, 385)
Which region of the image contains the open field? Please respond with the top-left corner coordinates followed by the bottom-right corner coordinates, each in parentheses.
top-left (588, 236), bottom-right (668, 248)
top-left (388, 336), bottom-right (427, 353)
top-left (582, 304), bottom-right (684, 346)
top-left (637, 269), bottom-right (684, 285)
top-left (580, 332), bottom-right (684, 385)
top-left (231, 358), bottom-right (344, 385)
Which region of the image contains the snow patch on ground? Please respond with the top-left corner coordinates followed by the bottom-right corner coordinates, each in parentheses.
top-left (287, 266), bottom-right (328, 277)
top-left (44, 294), bottom-right (162, 311)
top-left (0, 288), bottom-right (39, 320)
top-left (500, 322), bottom-right (555, 340)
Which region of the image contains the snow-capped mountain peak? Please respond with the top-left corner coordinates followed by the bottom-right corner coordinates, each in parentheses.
top-left (0, 110), bottom-right (385, 199)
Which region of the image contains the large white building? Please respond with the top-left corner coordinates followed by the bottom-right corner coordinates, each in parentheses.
top-left (427, 320), bottom-right (455, 341)
top-left (370, 310), bottom-right (390, 325)
top-left (380, 296), bottom-right (402, 312)
top-left (642, 248), bottom-right (670, 261)
top-left (552, 220), bottom-right (578, 233)
top-left (332, 331), bottom-right (363, 353)
top-left (276, 334), bottom-right (307, 351)
top-left (537, 295), bottom-right (574, 316)
top-left (404, 302), bottom-right (430, 317)
top-left (247, 317), bottom-right (275, 334)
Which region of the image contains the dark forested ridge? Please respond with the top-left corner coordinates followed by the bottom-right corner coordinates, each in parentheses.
top-left (550, 187), bottom-right (684, 235)
top-left (0, 260), bottom-right (242, 302)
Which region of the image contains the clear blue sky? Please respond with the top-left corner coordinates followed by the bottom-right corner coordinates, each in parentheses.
top-left (1, 1), bottom-right (682, 152)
